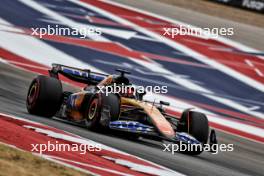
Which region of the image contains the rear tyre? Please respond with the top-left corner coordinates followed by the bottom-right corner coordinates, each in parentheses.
top-left (26, 75), bottom-right (62, 117)
top-left (179, 110), bottom-right (209, 155)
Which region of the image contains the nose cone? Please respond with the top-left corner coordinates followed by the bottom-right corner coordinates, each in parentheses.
top-left (161, 129), bottom-right (175, 139)
top-left (155, 120), bottom-right (175, 139)
top-left (142, 103), bottom-right (175, 138)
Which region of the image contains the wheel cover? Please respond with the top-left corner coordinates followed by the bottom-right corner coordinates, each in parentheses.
top-left (27, 83), bottom-right (38, 105)
top-left (88, 99), bottom-right (98, 120)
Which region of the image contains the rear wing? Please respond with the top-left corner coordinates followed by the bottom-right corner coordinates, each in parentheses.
top-left (49, 63), bottom-right (108, 85)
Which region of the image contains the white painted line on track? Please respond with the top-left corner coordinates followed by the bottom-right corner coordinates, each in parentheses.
top-left (101, 156), bottom-right (185, 176)
top-left (245, 59), bottom-right (254, 67)
top-left (255, 69), bottom-right (264, 77)
top-left (41, 155), bottom-right (101, 176)
top-left (245, 59), bottom-right (264, 77)
top-left (45, 155), bottom-right (134, 176)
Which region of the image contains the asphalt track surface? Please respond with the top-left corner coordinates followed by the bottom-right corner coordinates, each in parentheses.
top-left (0, 63), bottom-right (263, 176)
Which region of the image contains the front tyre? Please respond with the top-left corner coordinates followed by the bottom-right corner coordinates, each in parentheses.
top-left (84, 94), bottom-right (101, 130)
top-left (84, 93), bottom-right (120, 130)
top-left (26, 75), bottom-right (62, 117)
top-left (179, 110), bottom-right (209, 155)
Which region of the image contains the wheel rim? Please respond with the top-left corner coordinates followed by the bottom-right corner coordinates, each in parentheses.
top-left (88, 99), bottom-right (98, 120)
top-left (28, 83), bottom-right (38, 105)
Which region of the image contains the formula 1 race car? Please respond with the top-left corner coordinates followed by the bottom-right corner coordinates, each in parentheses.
top-left (26, 64), bottom-right (217, 155)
